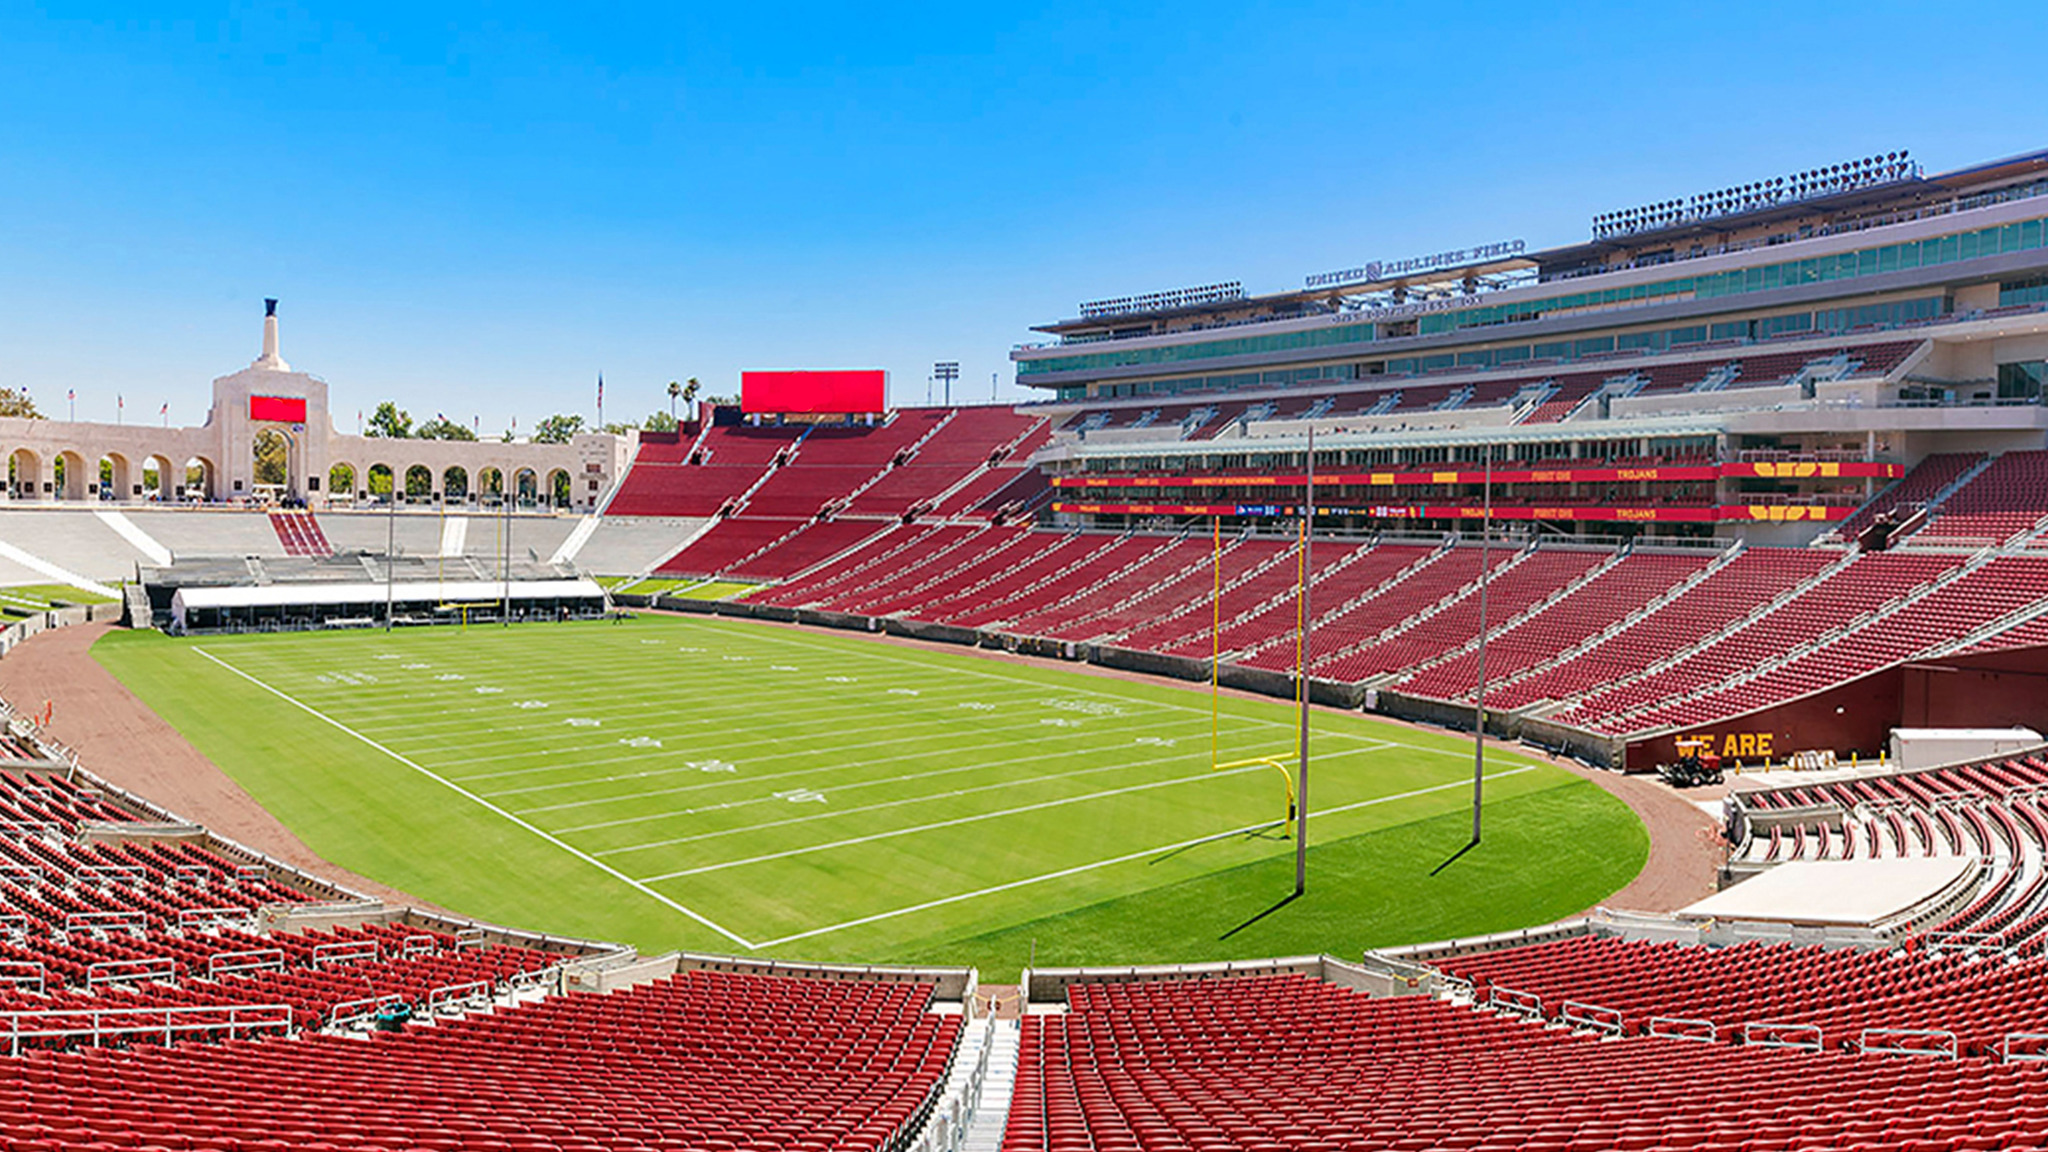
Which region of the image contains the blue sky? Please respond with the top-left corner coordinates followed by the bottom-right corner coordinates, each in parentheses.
top-left (2, 1), bottom-right (2044, 432)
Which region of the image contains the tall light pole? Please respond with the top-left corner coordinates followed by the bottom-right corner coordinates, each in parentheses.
top-left (934, 361), bottom-right (960, 407)
top-left (383, 474), bottom-right (396, 632)
top-left (1470, 441), bottom-right (1495, 845)
top-left (1295, 424), bottom-right (1315, 895)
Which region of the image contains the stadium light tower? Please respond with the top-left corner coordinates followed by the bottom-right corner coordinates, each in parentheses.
top-left (934, 361), bottom-right (960, 406)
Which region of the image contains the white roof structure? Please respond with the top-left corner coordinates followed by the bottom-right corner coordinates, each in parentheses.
top-left (171, 578), bottom-right (604, 623)
top-left (1680, 856), bottom-right (1977, 929)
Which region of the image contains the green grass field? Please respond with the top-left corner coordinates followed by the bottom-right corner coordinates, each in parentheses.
top-left (0, 583), bottom-right (118, 612)
top-left (93, 616), bottom-right (1644, 977)
top-left (596, 577), bottom-right (758, 600)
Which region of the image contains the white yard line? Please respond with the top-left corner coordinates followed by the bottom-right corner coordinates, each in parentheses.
top-left (582, 740), bottom-right (1401, 848)
top-left (747, 765), bottom-right (1539, 949)
top-left (636, 766), bottom-right (1270, 881)
top-left (282, 671), bottom-right (1063, 753)
top-left (191, 646), bottom-right (757, 950)
top-left (712, 622), bottom-right (1464, 753)
top-left (495, 711), bottom-right (1189, 804)
top-left (445, 698), bottom-right (1094, 772)
top-left (584, 750), bottom-right (1209, 845)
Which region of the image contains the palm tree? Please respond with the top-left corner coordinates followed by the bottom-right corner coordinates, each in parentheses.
top-left (667, 380), bottom-right (681, 422)
top-left (683, 377), bottom-right (701, 411)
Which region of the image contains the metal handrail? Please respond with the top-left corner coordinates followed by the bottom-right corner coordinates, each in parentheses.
top-left (1744, 1021), bottom-right (1824, 1052)
top-left (0, 1002), bottom-right (291, 1057)
top-left (1560, 1000), bottom-right (1625, 1036)
top-left (1861, 1027), bottom-right (1957, 1060)
top-left (1648, 1015), bottom-right (1719, 1043)
top-left (1489, 985), bottom-right (1544, 1019)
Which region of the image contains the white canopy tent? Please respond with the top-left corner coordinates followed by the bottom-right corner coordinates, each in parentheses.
top-left (170, 578), bottom-right (606, 630)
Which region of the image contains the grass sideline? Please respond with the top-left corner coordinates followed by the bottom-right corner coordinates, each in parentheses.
top-left (94, 616), bottom-right (1644, 974)
top-left (597, 576), bottom-right (758, 600)
top-left (0, 583), bottom-right (118, 612)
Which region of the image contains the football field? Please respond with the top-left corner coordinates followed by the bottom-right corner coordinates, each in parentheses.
top-left (93, 615), bottom-right (1644, 975)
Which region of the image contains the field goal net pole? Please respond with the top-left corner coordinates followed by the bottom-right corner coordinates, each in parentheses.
top-left (1207, 512), bottom-right (1305, 840)
top-left (1469, 440), bottom-right (1494, 848)
top-left (1210, 516), bottom-right (1221, 770)
top-left (1295, 425), bottom-right (1313, 895)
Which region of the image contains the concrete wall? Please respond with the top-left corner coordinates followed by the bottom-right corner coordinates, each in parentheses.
top-left (1622, 643), bottom-right (2048, 772)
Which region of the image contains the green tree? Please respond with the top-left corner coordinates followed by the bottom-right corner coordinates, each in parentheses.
top-left (366, 402), bottom-right (412, 439)
top-left (600, 421), bottom-right (636, 436)
top-left (253, 430), bottom-right (288, 486)
top-left (0, 388), bottom-right (42, 419)
top-left (643, 410), bottom-right (678, 433)
top-left (416, 416), bottom-right (478, 441)
top-left (533, 413), bottom-right (583, 444)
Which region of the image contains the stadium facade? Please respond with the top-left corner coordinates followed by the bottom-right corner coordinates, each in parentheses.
top-left (1, 301), bottom-right (630, 510)
top-left (1014, 147), bottom-right (2048, 545)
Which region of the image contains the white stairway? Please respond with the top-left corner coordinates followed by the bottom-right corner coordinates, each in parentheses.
top-left (909, 1015), bottom-right (1021, 1152)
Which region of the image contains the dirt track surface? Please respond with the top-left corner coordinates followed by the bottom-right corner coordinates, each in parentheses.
top-left (663, 609), bottom-right (1727, 915)
top-left (0, 623), bottom-right (434, 911)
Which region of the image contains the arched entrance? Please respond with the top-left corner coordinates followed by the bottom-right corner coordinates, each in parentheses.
top-left (9, 449), bottom-right (43, 500)
top-left (443, 465), bottom-right (470, 502)
top-left (55, 450), bottom-right (87, 501)
top-left (405, 464), bottom-right (433, 501)
top-left (98, 453), bottom-right (132, 502)
top-left (367, 463), bottom-right (394, 502)
top-left (478, 466), bottom-right (504, 504)
top-left (546, 468), bottom-right (570, 508)
top-left (515, 467), bottom-right (538, 506)
top-left (328, 462), bottom-right (357, 503)
top-left (183, 456), bottom-right (218, 502)
top-left (252, 429), bottom-right (290, 501)
top-left (143, 454), bottom-right (175, 502)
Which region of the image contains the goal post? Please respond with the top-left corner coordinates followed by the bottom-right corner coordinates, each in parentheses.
top-left (1204, 508), bottom-right (1313, 839)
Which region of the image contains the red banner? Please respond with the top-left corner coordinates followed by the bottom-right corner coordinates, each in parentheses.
top-left (1054, 461), bottom-right (1900, 489)
top-left (741, 370), bottom-right (886, 415)
top-left (249, 395), bottom-right (307, 424)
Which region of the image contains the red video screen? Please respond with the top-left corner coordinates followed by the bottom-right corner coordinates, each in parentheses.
top-left (250, 395), bottom-right (308, 424)
top-left (741, 370), bottom-right (886, 415)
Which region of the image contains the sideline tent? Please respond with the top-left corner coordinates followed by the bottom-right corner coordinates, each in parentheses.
top-left (170, 578), bottom-right (606, 631)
